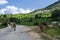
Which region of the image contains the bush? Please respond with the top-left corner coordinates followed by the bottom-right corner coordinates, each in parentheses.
top-left (51, 9), bottom-right (60, 21)
top-left (2, 22), bottom-right (8, 27)
top-left (0, 25), bottom-right (7, 29)
top-left (34, 22), bottom-right (38, 26)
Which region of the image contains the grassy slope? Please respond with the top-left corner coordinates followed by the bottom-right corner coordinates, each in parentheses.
top-left (43, 27), bottom-right (60, 37)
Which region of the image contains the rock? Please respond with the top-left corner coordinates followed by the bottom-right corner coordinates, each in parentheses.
top-left (52, 21), bottom-right (59, 26)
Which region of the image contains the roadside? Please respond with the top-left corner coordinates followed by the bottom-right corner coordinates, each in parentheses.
top-left (29, 26), bottom-right (60, 40)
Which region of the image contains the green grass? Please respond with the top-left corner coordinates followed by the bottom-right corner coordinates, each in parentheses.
top-left (20, 22), bottom-right (35, 26)
top-left (44, 27), bottom-right (60, 37)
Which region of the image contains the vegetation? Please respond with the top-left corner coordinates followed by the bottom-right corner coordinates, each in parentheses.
top-left (51, 9), bottom-right (60, 21)
top-left (8, 12), bottom-right (51, 26)
top-left (0, 9), bottom-right (60, 26)
top-left (44, 27), bottom-right (60, 37)
top-left (0, 25), bottom-right (7, 29)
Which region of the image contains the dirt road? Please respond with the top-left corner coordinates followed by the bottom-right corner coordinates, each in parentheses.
top-left (0, 25), bottom-right (42, 40)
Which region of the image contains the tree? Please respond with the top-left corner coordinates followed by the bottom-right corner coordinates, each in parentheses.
top-left (2, 14), bottom-right (8, 26)
top-left (51, 9), bottom-right (60, 21)
top-left (3, 14), bottom-right (7, 18)
top-left (10, 17), bottom-right (17, 22)
top-left (35, 14), bottom-right (39, 19)
top-left (35, 14), bottom-right (41, 19)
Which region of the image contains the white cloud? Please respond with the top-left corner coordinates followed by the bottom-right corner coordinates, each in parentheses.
top-left (5, 6), bottom-right (19, 14)
top-left (0, 8), bottom-right (6, 14)
top-left (0, 6), bottom-right (34, 14)
top-left (19, 8), bottom-right (32, 13)
top-left (0, 0), bottom-right (8, 4)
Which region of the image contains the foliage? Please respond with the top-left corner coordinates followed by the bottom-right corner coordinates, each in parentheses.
top-left (40, 12), bottom-right (51, 18)
top-left (0, 13), bottom-right (51, 26)
top-left (51, 9), bottom-right (60, 21)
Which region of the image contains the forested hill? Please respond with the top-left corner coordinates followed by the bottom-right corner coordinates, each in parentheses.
top-left (44, 0), bottom-right (60, 10)
top-left (31, 0), bottom-right (60, 13)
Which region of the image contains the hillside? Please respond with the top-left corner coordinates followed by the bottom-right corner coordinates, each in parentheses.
top-left (44, 0), bottom-right (60, 10)
top-left (31, 0), bottom-right (60, 13)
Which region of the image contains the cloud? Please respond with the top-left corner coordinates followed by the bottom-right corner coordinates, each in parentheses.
top-left (0, 6), bottom-right (34, 14)
top-left (0, 0), bottom-right (8, 4)
top-left (5, 6), bottom-right (19, 14)
top-left (0, 8), bottom-right (6, 14)
top-left (19, 8), bottom-right (33, 13)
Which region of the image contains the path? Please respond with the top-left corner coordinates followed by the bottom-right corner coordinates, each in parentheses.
top-left (0, 25), bottom-right (41, 40)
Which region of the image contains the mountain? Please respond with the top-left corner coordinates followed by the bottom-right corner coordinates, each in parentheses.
top-left (31, 0), bottom-right (60, 14)
top-left (44, 0), bottom-right (60, 10)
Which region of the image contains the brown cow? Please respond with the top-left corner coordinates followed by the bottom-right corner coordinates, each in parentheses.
top-left (38, 22), bottom-right (49, 32)
top-left (11, 22), bottom-right (16, 31)
top-left (13, 22), bottom-right (16, 31)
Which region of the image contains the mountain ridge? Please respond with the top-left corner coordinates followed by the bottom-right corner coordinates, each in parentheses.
top-left (44, 0), bottom-right (60, 10)
top-left (31, 0), bottom-right (60, 13)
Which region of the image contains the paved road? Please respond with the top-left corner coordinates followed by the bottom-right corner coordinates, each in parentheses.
top-left (0, 25), bottom-right (41, 40)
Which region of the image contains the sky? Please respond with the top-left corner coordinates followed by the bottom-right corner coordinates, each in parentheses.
top-left (0, 0), bottom-right (58, 14)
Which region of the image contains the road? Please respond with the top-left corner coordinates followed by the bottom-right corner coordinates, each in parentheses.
top-left (0, 25), bottom-right (42, 40)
